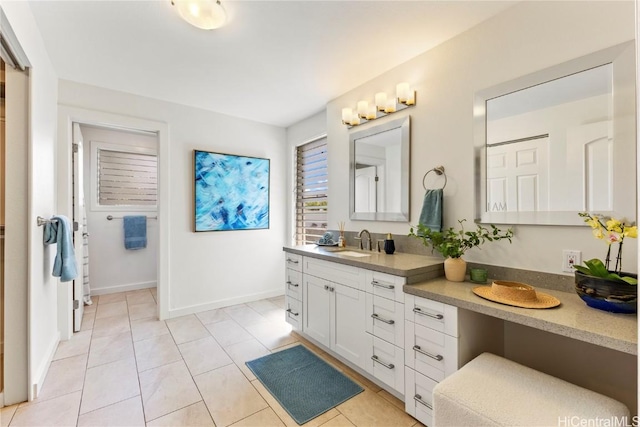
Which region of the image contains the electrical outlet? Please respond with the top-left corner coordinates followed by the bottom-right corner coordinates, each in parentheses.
top-left (562, 250), bottom-right (582, 273)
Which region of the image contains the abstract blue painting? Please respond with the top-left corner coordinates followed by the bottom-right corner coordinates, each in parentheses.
top-left (194, 150), bottom-right (270, 232)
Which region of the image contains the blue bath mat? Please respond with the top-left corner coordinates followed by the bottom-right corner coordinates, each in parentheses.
top-left (246, 345), bottom-right (363, 425)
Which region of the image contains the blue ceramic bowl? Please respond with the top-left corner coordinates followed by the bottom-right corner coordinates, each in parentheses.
top-left (574, 271), bottom-right (637, 314)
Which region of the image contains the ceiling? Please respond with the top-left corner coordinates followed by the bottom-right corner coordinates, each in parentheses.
top-left (28, 1), bottom-right (515, 128)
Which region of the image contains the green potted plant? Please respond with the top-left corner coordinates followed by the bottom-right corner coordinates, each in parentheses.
top-left (409, 220), bottom-right (514, 282)
top-left (574, 213), bottom-right (637, 313)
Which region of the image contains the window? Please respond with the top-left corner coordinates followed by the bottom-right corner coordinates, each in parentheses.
top-left (295, 136), bottom-right (328, 245)
top-left (92, 141), bottom-right (157, 210)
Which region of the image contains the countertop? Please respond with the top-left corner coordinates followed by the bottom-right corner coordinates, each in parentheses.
top-left (284, 245), bottom-right (637, 355)
top-left (283, 245), bottom-right (444, 279)
top-left (405, 278), bottom-right (638, 355)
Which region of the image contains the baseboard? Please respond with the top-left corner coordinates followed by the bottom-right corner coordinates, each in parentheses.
top-left (167, 289), bottom-right (284, 319)
top-left (91, 281), bottom-right (157, 296)
top-left (31, 330), bottom-right (60, 401)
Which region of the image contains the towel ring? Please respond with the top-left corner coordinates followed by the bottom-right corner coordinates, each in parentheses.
top-left (422, 166), bottom-right (447, 190)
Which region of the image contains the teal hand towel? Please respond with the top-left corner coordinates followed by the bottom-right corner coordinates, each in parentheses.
top-left (43, 215), bottom-right (78, 282)
top-left (124, 216), bottom-right (147, 250)
top-left (418, 189), bottom-right (443, 233)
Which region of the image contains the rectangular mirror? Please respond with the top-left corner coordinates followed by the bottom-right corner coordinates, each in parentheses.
top-left (349, 116), bottom-right (410, 221)
top-left (474, 41), bottom-right (636, 225)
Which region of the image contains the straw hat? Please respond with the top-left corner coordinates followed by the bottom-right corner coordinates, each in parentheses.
top-left (472, 280), bottom-right (561, 309)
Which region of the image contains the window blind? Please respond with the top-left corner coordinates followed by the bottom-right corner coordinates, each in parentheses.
top-left (98, 149), bottom-right (157, 206)
top-left (295, 137), bottom-right (328, 245)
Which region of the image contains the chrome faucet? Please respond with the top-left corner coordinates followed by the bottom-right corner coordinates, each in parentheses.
top-left (357, 229), bottom-right (372, 251)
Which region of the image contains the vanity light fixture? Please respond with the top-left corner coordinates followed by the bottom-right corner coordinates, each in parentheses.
top-left (342, 82), bottom-right (416, 127)
top-left (171, 0), bottom-right (228, 30)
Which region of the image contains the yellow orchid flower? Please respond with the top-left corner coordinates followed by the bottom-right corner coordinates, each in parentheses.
top-left (624, 226), bottom-right (638, 238)
top-left (592, 228), bottom-right (605, 239)
top-left (585, 217), bottom-right (601, 229)
top-left (606, 218), bottom-right (622, 233)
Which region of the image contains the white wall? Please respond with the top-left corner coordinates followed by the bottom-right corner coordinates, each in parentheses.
top-left (1, 1), bottom-right (59, 402)
top-left (323, 1), bottom-right (637, 275)
top-left (59, 81), bottom-right (287, 317)
top-left (80, 125), bottom-right (158, 294)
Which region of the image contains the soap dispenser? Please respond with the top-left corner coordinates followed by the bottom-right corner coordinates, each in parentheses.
top-left (384, 233), bottom-right (395, 255)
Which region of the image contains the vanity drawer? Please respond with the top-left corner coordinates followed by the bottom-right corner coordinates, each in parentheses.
top-left (405, 294), bottom-right (458, 337)
top-left (365, 293), bottom-right (404, 348)
top-left (366, 334), bottom-right (405, 395)
top-left (285, 295), bottom-right (301, 329)
top-left (405, 321), bottom-right (458, 383)
top-left (365, 270), bottom-right (406, 303)
top-left (405, 367), bottom-right (437, 427)
top-left (285, 253), bottom-right (303, 272)
top-left (304, 257), bottom-right (365, 291)
top-left (285, 268), bottom-right (302, 300)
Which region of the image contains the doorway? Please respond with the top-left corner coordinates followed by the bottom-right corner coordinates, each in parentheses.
top-left (71, 123), bottom-right (159, 332)
top-left (57, 106), bottom-right (169, 339)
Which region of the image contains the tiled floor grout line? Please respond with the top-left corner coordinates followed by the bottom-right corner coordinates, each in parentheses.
top-left (125, 298), bottom-right (148, 426)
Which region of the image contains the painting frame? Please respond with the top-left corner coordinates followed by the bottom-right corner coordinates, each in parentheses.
top-left (194, 149), bottom-right (270, 232)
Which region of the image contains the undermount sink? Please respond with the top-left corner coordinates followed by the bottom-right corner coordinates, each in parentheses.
top-left (336, 251), bottom-right (372, 258)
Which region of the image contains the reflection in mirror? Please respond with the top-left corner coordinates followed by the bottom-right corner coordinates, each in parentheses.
top-left (350, 116), bottom-right (410, 221)
top-left (475, 41), bottom-right (636, 225)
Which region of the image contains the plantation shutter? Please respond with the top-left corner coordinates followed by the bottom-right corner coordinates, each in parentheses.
top-left (296, 137), bottom-right (328, 245)
top-left (98, 149), bottom-right (158, 206)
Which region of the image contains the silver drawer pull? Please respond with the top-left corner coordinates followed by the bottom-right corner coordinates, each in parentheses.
top-left (323, 285), bottom-right (335, 292)
top-left (371, 355), bottom-right (394, 370)
top-left (371, 313), bottom-right (395, 325)
top-left (286, 258), bottom-right (299, 264)
top-left (371, 280), bottom-right (394, 290)
top-left (413, 307), bottom-right (444, 320)
top-left (413, 345), bottom-right (443, 361)
top-left (414, 394), bottom-right (432, 410)
top-left (286, 281), bottom-right (299, 288)
top-left (286, 308), bottom-right (299, 316)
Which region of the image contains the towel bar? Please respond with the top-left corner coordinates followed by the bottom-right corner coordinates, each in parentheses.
top-left (106, 215), bottom-right (157, 221)
top-left (422, 166), bottom-right (447, 190)
top-left (37, 216), bottom-right (58, 227)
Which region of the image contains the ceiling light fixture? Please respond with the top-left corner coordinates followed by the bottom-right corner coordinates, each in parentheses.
top-left (171, 0), bottom-right (228, 30)
top-left (342, 82), bottom-right (416, 127)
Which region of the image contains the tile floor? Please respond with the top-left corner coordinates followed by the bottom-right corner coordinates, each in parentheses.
top-left (0, 289), bottom-right (424, 427)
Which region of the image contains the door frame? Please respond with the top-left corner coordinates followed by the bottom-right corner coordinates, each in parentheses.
top-left (57, 106), bottom-right (170, 339)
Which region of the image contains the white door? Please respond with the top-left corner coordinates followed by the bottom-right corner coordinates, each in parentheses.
top-left (72, 123), bottom-right (85, 332)
top-left (486, 137), bottom-right (549, 212)
top-left (355, 166), bottom-right (377, 212)
top-left (566, 121), bottom-right (612, 211)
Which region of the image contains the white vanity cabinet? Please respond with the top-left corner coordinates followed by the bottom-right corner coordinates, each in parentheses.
top-left (284, 253), bottom-right (303, 329)
top-left (363, 270), bottom-right (406, 395)
top-left (302, 257), bottom-right (368, 368)
top-left (404, 293), bottom-right (458, 426)
top-left (403, 293), bottom-right (501, 426)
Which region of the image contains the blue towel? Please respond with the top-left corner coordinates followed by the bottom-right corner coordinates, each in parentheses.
top-left (418, 188), bottom-right (443, 233)
top-left (43, 215), bottom-right (78, 282)
top-left (124, 216), bottom-right (147, 250)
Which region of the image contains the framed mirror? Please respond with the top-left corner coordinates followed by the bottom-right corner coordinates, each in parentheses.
top-left (349, 116), bottom-right (410, 221)
top-left (474, 41), bottom-right (636, 226)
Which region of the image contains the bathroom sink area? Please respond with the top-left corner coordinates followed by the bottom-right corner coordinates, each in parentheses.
top-left (335, 251), bottom-right (372, 258)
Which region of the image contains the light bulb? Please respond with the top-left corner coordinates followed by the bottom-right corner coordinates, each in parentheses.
top-left (173, 0), bottom-right (227, 30)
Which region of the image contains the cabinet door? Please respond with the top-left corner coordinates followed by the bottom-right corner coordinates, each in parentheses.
top-left (303, 275), bottom-right (331, 347)
top-left (332, 283), bottom-right (367, 367)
